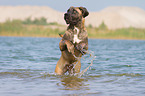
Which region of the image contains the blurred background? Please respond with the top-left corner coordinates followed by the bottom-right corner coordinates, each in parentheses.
top-left (1, 1), bottom-right (145, 96)
top-left (0, 0), bottom-right (145, 39)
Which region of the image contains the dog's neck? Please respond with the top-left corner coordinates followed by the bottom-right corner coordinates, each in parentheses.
top-left (68, 18), bottom-right (85, 31)
top-left (73, 27), bottom-right (81, 43)
top-left (73, 18), bottom-right (85, 44)
top-left (67, 18), bottom-right (85, 44)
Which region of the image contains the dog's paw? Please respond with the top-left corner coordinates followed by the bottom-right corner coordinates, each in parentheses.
top-left (68, 45), bottom-right (75, 54)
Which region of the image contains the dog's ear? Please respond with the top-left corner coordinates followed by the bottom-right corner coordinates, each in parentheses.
top-left (79, 7), bottom-right (89, 18)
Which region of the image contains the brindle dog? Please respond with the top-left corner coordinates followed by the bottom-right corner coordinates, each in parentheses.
top-left (55, 6), bottom-right (89, 75)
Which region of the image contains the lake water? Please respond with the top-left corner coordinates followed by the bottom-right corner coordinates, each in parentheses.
top-left (0, 37), bottom-right (145, 96)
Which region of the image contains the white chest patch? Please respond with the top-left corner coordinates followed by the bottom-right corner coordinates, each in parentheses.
top-left (73, 27), bottom-right (82, 44)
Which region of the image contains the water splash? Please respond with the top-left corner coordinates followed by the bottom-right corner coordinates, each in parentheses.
top-left (75, 50), bottom-right (96, 77)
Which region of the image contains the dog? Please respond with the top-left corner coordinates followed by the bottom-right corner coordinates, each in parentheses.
top-left (55, 6), bottom-right (89, 75)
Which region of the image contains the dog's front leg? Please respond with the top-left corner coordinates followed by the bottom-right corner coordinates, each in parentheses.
top-left (60, 39), bottom-right (75, 54)
top-left (59, 39), bottom-right (75, 54)
top-left (66, 41), bottom-right (75, 54)
top-left (59, 39), bottom-right (67, 51)
top-left (76, 42), bottom-right (88, 54)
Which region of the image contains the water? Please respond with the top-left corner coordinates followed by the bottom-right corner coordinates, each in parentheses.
top-left (0, 37), bottom-right (145, 96)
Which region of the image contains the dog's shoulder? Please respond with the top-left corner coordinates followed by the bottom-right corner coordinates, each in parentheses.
top-left (63, 30), bottom-right (73, 41)
top-left (79, 29), bottom-right (88, 40)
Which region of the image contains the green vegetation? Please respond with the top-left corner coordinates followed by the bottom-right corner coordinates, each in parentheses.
top-left (87, 24), bottom-right (145, 40)
top-left (0, 18), bottom-right (64, 37)
top-left (22, 17), bottom-right (59, 25)
top-left (0, 18), bottom-right (145, 40)
top-left (23, 17), bottom-right (46, 25)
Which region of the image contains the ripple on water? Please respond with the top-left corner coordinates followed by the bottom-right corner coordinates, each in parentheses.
top-left (1, 37), bottom-right (145, 96)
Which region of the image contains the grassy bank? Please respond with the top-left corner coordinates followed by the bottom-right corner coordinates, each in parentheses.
top-left (0, 19), bottom-right (145, 40)
top-left (0, 19), bottom-right (65, 37)
top-left (87, 25), bottom-right (145, 40)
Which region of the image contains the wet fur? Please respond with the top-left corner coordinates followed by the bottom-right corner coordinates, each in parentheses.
top-left (55, 6), bottom-right (89, 75)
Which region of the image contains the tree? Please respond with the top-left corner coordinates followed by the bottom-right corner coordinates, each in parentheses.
top-left (98, 21), bottom-right (108, 30)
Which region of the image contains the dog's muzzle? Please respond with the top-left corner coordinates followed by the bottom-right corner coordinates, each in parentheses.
top-left (64, 13), bottom-right (81, 25)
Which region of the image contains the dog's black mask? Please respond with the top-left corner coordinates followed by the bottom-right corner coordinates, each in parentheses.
top-left (64, 7), bottom-right (89, 25)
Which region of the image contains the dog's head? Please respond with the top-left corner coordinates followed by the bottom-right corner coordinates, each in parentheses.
top-left (64, 7), bottom-right (89, 25)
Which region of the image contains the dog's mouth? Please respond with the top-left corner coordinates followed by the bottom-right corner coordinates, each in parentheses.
top-left (64, 13), bottom-right (82, 25)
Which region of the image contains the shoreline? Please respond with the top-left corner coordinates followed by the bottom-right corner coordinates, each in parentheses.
top-left (0, 19), bottom-right (145, 41)
top-left (1, 35), bottom-right (145, 41)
